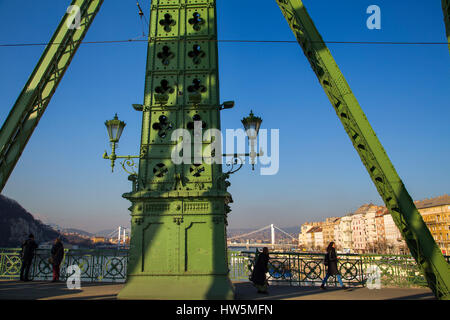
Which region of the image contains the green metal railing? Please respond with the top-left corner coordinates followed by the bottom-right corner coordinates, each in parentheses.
top-left (229, 251), bottom-right (450, 288)
top-left (0, 248), bottom-right (128, 282)
top-left (1, 248), bottom-right (448, 288)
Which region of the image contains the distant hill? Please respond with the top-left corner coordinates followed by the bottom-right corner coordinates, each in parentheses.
top-left (0, 194), bottom-right (62, 247)
top-left (62, 228), bottom-right (93, 237)
top-left (95, 228), bottom-right (117, 238)
top-left (227, 228), bottom-right (253, 236)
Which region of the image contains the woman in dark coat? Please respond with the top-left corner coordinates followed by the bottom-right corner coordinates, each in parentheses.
top-left (50, 238), bottom-right (64, 282)
top-left (250, 247), bottom-right (270, 294)
top-left (321, 242), bottom-right (346, 289)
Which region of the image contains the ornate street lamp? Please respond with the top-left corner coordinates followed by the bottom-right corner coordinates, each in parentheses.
top-left (242, 110), bottom-right (262, 169)
top-left (223, 110), bottom-right (264, 173)
top-left (105, 113), bottom-right (126, 143)
top-left (241, 110), bottom-right (262, 136)
top-left (103, 114), bottom-right (139, 173)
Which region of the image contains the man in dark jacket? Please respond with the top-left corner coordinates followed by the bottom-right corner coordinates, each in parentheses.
top-left (20, 234), bottom-right (38, 281)
top-left (250, 247), bottom-right (270, 294)
top-left (50, 237), bottom-right (64, 282)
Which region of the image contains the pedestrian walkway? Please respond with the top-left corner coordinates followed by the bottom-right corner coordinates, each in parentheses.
top-left (235, 282), bottom-right (434, 300)
top-left (0, 280), bottom-right (434, 300)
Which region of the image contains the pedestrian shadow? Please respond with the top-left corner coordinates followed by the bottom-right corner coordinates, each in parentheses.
top-left (234, 282), bottom-right (334, 300)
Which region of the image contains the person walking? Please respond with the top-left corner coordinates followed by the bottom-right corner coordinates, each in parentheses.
top-left (20, 234), bottom-right (38, 281)
top-left (50, 237), bottom-right (64, 282)
top-left (250, 247), bottom-right (270, 294)
top-left (320, 241), bottom-right (347, 289)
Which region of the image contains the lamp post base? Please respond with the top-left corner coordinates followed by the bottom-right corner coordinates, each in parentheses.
top-left (117, 275), bottom-right (235, 300)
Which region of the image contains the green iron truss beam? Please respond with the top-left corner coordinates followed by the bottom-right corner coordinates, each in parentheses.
top-left (275, 0), bottom-right (450, 300)
top-left (0, 0), bottom-right (104, 192)
top-left (443, 0), bottom-right (450, 53)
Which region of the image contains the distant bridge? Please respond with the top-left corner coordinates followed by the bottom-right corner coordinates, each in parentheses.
top-left (106, 226), bottom-right (130, 247)
top-left (227, 224), bottom-right (298, 249)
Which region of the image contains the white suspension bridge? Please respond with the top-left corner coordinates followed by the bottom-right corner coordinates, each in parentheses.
top-left (227, 224), bottom-right (298, 250)
top-left (105, 226), bottom-right (130, 248)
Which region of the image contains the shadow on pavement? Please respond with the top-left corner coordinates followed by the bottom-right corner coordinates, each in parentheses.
top-left (0, 281), bottom-right (119, 300)
top-left (233, 282), bottom-right (435, 300)
top-left (0, 280), bottom-right (435, 300)
top-left (234, 282), bottom-right (345, 300)
top-left (388, 292), bottom-right (436, 300)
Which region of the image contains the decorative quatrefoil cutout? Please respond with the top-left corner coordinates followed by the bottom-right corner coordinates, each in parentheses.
top-left (188, 12), bottom-right (205, 31)
top-left (157, 46), bottom-right (175, 66)
top-left (152, 115), bottom-right (173, 139)
top-left (155, 79), bottom-right (175, 94)
top-left (190, 164), bottom-right (205, 177)
top-left (154, 79), bottom-right (174, 104)
top-left (153, 163), bottom-right (168, 178)
top-left (188, 45), bottom-right (206, 65)
top-left (187, 114), bottom-right (207, 130)
top-left (160, 13), bottom-right (176, 32)
top-left (187, 79), bottom-right (207, 104)
top-left (187, 79), bottom-right (207, 94)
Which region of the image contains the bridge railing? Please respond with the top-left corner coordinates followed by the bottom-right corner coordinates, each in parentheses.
top-left (228, 250), bottom-right (450, 288)
top-left (0, 248), bottom-right (128, 282)
top-left (1, 248), bottom-right (448, 288)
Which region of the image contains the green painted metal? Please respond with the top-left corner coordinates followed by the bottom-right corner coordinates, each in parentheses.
top-left (3, 247), bottom-right (448, 289)
top-left (0, 0), bottom-right (104, 193)
top-left (118, 0), bottom-right (234, 300)
top-left (275, 0), bottom-right (450, 300)
top-left (1, 0), bottom-right (446, 300)
top-left (0, 248), bottom-right (128, 282)
top-left (443, 0), bottom-right (450, 53)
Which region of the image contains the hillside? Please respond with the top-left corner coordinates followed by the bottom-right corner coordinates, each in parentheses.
top-left (62, 228), bottom-right (93, 237)
top-left (0, 194), bottom-right (62, 247)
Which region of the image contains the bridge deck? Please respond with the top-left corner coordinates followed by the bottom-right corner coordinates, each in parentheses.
top-left (0, 280), bottom-right (434, 300)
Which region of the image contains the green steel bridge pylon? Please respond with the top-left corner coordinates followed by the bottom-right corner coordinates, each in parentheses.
top-left (275, 0), bottom-right (450, 300)
top-left (117, 0), bottom-right (234, 299)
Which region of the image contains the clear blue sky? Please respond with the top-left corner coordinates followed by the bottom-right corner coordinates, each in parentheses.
top-left (0, 0), bottom-right (449, 233)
